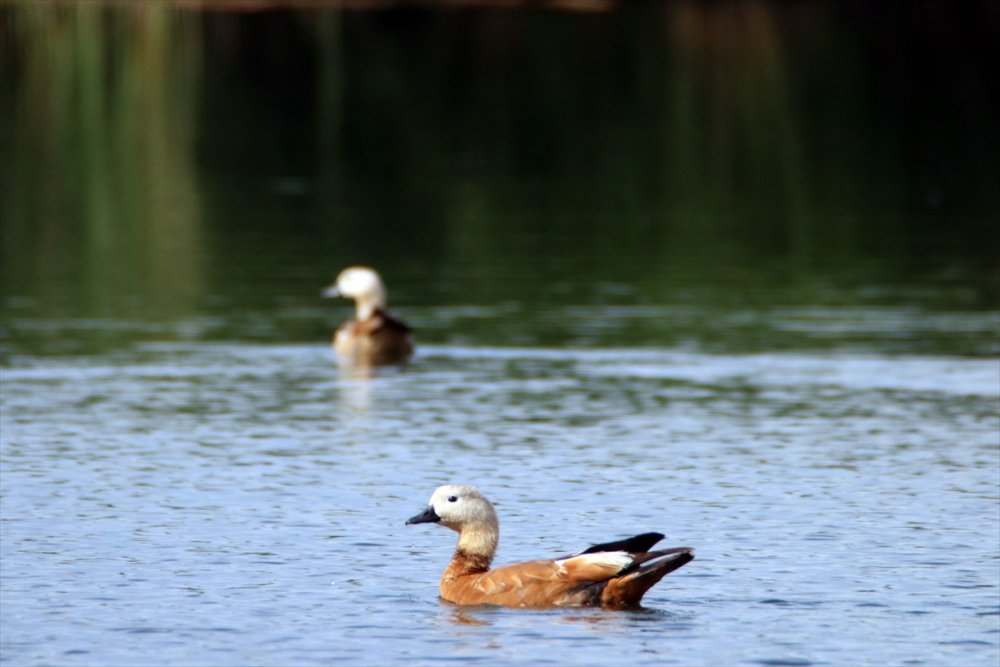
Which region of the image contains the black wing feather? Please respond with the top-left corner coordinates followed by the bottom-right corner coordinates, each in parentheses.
top-left (579, 532), bottom-right (665, 555)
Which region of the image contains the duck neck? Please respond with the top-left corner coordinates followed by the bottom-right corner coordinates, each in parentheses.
top-left (447, 523), bottom-right (497, 576)
top-left (354, 292), bottom-right (385, 322)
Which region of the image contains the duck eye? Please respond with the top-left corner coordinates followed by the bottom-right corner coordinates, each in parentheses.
top-left (447, 496), bottom-right (458, 503)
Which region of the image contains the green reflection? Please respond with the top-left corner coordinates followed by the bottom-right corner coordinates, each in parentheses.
top-left (1, 2), bottom-right (997, 357)
top-left (1, 2), bottom-right (203, 320)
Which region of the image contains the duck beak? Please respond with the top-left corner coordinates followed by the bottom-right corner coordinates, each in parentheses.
top-left (321, 284), bottom-right (341, 298)
top-left (406, 506), bottom-right (441, 525)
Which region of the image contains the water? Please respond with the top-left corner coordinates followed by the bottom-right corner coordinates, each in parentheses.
top-left (2, 2), bottom-right (999, 665)
top-left (2, 340), bottom-right (998, 666)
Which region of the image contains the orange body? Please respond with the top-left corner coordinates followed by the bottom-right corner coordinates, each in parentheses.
top-left (437, 547), bottom-right (693, 608)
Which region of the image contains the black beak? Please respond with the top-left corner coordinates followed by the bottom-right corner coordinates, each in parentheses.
top-left (406, 506), bottom-right (441, 525)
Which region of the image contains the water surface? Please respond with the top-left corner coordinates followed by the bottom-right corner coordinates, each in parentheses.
top-left (2, 342), bottom-right (998, 666)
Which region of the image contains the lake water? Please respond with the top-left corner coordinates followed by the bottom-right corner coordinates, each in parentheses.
top-left (2, 337), bottom-right (998, 666)
top-left (1, 2), bottom-right (999, 666)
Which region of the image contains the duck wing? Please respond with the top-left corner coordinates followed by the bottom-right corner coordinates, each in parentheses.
top-left (372, 307), bottom-right (412, 334)
top-left (577, 532), bottom-right (665, 555)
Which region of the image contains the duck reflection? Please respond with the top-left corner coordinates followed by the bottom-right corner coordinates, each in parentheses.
top-left (447, 608), bottom-right (491, 627)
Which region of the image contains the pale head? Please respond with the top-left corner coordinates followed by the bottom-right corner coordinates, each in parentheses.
top-left (407, 484), bottom-right (499, 533)
top-left (322, 266), bottom-right (387, 320)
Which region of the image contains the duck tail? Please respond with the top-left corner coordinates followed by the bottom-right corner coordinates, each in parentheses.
top-left (599, 547), bottom-right (694, 608)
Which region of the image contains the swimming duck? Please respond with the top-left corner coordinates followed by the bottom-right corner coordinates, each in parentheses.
top-left (322, 266), bottom-right (413, 366)
top-left (406, 485), bottom-right (694, 608)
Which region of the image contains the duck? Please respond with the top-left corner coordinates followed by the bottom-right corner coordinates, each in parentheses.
top-left (322, 266), bottom-right (413, 366)
top-left (406, 484), bottom-right (694, 609)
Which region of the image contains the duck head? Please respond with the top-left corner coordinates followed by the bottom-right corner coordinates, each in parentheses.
top-left (322, 266), bottom-right (387, 321)
top-left (407, 485), bottom-right (499, 533)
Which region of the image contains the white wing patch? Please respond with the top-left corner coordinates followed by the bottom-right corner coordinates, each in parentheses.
top-left (556, 551), bottom-right (634, 574)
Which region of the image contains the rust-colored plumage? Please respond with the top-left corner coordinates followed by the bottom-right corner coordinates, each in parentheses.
top-left (406, 485), bottom-right (694, 609)
top-left (322, 267), bottom-right (413, 366)
top-left (333, 308), bottom-right (413, 366)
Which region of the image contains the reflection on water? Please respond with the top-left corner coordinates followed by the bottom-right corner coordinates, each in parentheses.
top-left (1, 1), bottom-right (997, 337)
top-left (1, 2), bottom-right (204, 319)
top-left (333, 361), bottom-right (412, 418)
top-left (446, 608), bottom-right (491, 627)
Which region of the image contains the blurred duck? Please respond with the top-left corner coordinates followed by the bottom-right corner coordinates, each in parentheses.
top-left (322, 266), bottom-right (413, 366)
top-left (406, 485), bottom-right (694, 609)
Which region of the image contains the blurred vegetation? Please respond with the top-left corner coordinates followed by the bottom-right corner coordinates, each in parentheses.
top-left (1, 1), bottom-right (998, 351)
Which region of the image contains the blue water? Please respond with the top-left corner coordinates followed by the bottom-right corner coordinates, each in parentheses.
top-left (2, 340), bottom-right (997, 666)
